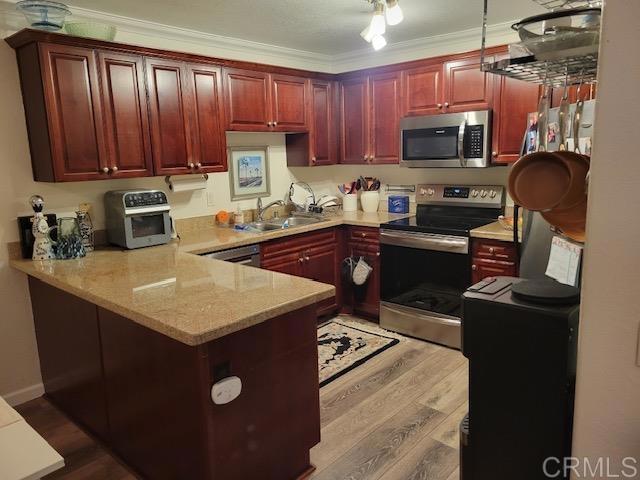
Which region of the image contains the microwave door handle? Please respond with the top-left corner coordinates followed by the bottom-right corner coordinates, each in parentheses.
top-left (458, 119), bottom-right (467, 167)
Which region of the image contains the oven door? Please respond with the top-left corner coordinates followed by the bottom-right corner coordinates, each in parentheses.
top-left (379, 229), bottom-right (471, 348)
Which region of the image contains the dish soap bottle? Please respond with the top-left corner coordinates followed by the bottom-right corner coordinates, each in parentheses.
top-left (233, 205), bottom-right (245, 225)
top-left (76, 203), bottom-right (94, 252)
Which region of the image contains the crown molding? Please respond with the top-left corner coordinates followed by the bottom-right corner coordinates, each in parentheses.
top-left (1, 0), bottom-right (519, 74)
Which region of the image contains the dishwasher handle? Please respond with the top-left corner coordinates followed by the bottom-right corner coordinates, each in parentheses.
top-left (203, 244), bottom-right (261, 265)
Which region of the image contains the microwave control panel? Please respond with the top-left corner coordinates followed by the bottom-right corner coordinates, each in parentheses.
top-left (463, 125), bottom-right (484, 159)
top-left (124, 191), bottom-right (168, 208)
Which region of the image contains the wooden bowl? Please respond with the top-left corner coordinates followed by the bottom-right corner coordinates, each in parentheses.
top-left (508, 152), bottom-right (572, 211)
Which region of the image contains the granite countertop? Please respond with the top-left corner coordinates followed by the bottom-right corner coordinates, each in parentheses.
top-left (10, 244), bottom-right (335, 346)
top-left (470, 221), bottom-right (520, 242)
top-left (178, 210), bottom-right (414, 255)
top-left (10, 211), bottom-right (411, 346)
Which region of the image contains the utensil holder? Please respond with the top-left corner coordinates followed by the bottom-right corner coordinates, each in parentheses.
top-left (342, 194), bottom-right (358, 212)
top-left (360, 191), bottom-right (380, 213)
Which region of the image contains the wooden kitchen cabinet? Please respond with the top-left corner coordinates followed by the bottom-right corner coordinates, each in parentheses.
top-left (224, 68), bottom-right (308, 132)
top-left (340, 72), bottom-right (400, 164)
top-left (402, 63), bottom-right (444, 116)
top-left (261, 228), bottom-right (342, 316)
top-left (492, 75), bottom-right (540, 164)
top-left (471, 238), bottom-right (519, 284)
top-left (346, 227), bottom-right (381, 319)
top-left (443, 55), bottom-right (494, 113)
top-left (98, 51), bottom-right (153, 178)
top-left (147, 59), bottom-right (227, 175)
top-left (286, 79), bottom-right (338, 166)
top-left (28, 43), bottom-right (109, 181)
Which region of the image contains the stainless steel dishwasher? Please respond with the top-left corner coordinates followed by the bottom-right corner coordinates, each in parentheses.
top-left (201, 244), bottom-right (261, 266)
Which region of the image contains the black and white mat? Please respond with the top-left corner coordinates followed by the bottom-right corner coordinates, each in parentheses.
top-left (317, 318), bottom-right (400, 387)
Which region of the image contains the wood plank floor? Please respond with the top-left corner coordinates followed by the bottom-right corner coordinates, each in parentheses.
top-left (15, 317), bottom-right (468, 480)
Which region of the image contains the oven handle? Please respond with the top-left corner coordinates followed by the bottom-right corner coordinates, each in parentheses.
top-left (458, 118), bottom-right (467, 167)
top-left (380, 230), bottom-right (469, 254)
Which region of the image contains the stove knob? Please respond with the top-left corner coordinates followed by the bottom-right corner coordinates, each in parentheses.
top-left (419, 188), bottom-right (427, 196)
top-left (480, 190), bottom-right (488, 198)
top-left (489, 190), bottom-right (497, 199)
top-left (427, 188), bottom-right (435, 196)
top-left (471, 189), bottom-right (479, 198)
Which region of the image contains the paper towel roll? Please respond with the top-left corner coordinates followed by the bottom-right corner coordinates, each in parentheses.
top-left (167, 175), bottom-right (208, 192)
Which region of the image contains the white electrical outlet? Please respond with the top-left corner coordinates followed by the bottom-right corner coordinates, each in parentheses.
top-left (206, 191), bottom-right (215, 207)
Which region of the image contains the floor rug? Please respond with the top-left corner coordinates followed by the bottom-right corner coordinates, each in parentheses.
top-left (318, 319), bottom-right (399, 387)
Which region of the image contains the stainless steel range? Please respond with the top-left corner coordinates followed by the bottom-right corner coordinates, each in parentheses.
top-left (380, 184), bottom-right (505, 348)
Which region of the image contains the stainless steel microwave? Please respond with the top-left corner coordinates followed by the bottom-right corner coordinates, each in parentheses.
top-left (105, 190), bottom-right (171, 249)
top-left (400, 110), bottom-right (492, 168)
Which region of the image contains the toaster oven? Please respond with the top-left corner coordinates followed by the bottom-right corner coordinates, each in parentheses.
top-left (105, 190), bottom-right (171, 249)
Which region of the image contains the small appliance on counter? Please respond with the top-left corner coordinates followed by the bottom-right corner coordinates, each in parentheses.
top-left (105, 190), bottom-right (171, 249)
top-left (400, 110), bottom-right (492, 168)
top-left (379, 184), bottom-right (505, 348)
top-left (460, 276), bottom-right (579, 480)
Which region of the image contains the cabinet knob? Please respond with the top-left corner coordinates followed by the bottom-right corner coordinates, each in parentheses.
top-left (298, 257), bottom-right (304, 263)
top-left (189, 163), bottom-right (195, 169)
top-left (273, 121), bottom-right (278, 127)
top-left (196, 162), bottom-right (202, 169)
top-left (472, 264), bottom-right (477, 271)
top-left (311, 156), bottom-right (316, 163)
top-left (111, 166), bottom-right (118, 173)
top-left (362, 155), bottom-right (367, 161)
top-left (102, 167), bottom-right (110, 174)
top-left (489, 247), bottom-right (495, 254)
top-left (305, 256), bottom-right (310, 261)
top-left (492, 151), bottom-right (498, 157)
top-left (444, 102), bottom-right (449, 108)
top-left (361, 233), bottom-right (366, 238)
top-left (437, 103), bottom-right (443, 109)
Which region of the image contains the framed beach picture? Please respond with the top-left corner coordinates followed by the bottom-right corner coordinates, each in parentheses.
top-left (228, 146), bottom-right (271, 201)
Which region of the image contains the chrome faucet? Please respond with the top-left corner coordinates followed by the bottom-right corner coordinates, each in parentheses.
top-left (256, 197), bottom-right (285, 221)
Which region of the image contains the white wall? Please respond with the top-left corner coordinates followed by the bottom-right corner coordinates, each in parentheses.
top-left (571, 0), bottom-right (640, 473)
top-left (0, 6), bottom-right (512, 402)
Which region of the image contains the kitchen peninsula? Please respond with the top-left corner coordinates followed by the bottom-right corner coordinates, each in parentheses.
top-left (10, 241), bottom-right (335, 480)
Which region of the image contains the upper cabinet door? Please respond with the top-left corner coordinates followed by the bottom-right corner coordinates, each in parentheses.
top-left (39, 44), bottom-right (107, 181)
top-left (270, 74), bottom-right (308, 132)
top-left (185, 64), bottom-right (227, 173)
top-left (340, 77), bottom-right (369, 164)
top-left (223, 68), bottom-right (271, 131)
top-left (402, 63), bottom-right (444, 116)
top-left (443, 56), bottom-right (494, 113)
top-left (145, 58), bottom-right (193, 175)
top-left (369, 72), bottom-right (401, 164)
top-left (492, 76), bottom-right (539, 164)
top-left (309, 80), bottom-right (336, 165)
top-left (98, 52), bottom-right (153, 178)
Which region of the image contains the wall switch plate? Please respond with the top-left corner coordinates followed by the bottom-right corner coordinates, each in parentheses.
top-left (206, 191), bottom-right (215, 207)
top-left (211, 376), bottom-right (242, 405)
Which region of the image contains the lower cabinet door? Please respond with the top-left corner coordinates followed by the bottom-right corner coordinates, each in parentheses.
top-left (303, 244), bottom-right (341, 316)
top-left (471, 258), bottom-right (517, 284)
top-left (260, 253), bottom-right (304, 276)
top-left (348, 242), bottom-right (381, 319)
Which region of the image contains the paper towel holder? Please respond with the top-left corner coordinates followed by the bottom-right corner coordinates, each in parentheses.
top-left (165, 174), bottom-right (209, 191)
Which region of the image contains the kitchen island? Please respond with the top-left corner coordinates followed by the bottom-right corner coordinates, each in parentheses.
top-left (10, 242), bottom-right (334, 480)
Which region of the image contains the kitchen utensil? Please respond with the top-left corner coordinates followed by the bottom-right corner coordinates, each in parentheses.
top-left (338, 184), bottom-right (346, 195)
top-left (541, 198), bottom-right (587, 243)
top-left (512, 7), bottom-right (601, 41)
top-left (558, 74), bottom-right (570, 150)
top-left (551, 151), bottom-right (590, 211)
top-left (65, 22), bottom-right (117, 41)
top-left (573, 82), bottom-right (585, 153)
top-left (508, 151), bottom-right (572, 211)
top-left (360, 191), bottom-right (380, 213)
top-left (359, 176), bottom-right (368, 191)
top-left (16, 0), bottom-right (71, 31)
top-left (537, 83), bottom-right (550, 152)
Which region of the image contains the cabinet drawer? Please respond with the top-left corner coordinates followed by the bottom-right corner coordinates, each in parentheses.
top-left (471, 258), bottom-right (517, 284)
top-left (261, 228), bottom-right (337, 261)
top-left (472, 239), bottom-right (518, 262)
top-left (348, 226), bottom-right (380, 244)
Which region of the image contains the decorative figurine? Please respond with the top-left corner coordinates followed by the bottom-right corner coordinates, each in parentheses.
top-left (30, 195), bottom-right (55, 261)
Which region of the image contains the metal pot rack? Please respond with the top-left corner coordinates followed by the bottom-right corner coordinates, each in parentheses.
top-left (480, 0), bottom-right (602, 87)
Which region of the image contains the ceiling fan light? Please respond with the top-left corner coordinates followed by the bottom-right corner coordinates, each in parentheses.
top-left (360, 24), bottom-right (375, 42)
top-left (372, 34), bottom-right (387, 51)
top-left (385, 0), bottom-right (404, 26)
top-left (370, 2), bottom-right (386, 36)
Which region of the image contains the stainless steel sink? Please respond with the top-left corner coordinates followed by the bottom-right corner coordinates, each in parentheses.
top-left (266, 216), bottom-right (323, 227)
top-left (245, 221), bottom-right (283, 232)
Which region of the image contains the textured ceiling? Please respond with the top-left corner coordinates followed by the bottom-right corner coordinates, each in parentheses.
top-left (70, 0), bottom-right (544, 55)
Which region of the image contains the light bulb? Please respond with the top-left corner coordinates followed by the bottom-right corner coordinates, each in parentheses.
top-left (385, 0), bottom-right (404, 26)
top-left (360, 24), bottom-right (375, 43)
top-left (372, 34), bottom-right (387, 51)
top-left (370, 2), bottom-right (386, 36)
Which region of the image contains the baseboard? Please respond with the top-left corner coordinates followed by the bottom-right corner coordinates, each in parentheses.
top-left (3, 383), bottom-right (44, 407)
